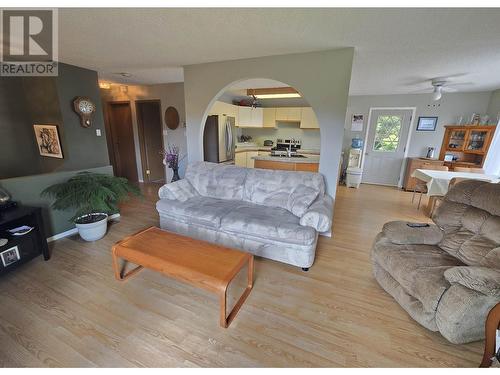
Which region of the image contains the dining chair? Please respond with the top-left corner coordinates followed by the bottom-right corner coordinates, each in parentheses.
top-left (412, 165), bottom-right (449, 209)
top-left (454, 166), bottom-right (485, 173)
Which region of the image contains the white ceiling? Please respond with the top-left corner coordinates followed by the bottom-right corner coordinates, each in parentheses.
top-left (58, 8), bottom-right (500, 95)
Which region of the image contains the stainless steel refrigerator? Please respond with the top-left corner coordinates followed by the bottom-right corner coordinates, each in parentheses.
top-left (203, 115), bottom-right (236, 163)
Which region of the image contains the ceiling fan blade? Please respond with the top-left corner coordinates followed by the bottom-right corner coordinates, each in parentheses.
top-left (442, 87), bottom-right (458, 93)
top-left (443, 82), bottom-right (474, 87)
top-left (409, 88), bottom-right (433, 94)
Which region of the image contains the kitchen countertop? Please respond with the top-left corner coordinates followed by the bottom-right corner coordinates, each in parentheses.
top-left (251, 155), bottom-right (320, 164)
top-left (234, 146), bottom-right (272, 153)
top-left (235, 146), bottom-right (320, 155)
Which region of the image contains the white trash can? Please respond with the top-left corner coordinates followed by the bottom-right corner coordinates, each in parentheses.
top-left (346, 167), bottom-right (363, 188)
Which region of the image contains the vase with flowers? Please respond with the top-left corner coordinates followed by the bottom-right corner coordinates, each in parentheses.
top-left (162, 145), bottom-right (184, 182)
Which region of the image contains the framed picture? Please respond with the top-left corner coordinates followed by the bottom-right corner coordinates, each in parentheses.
top-left (0, 246), bottom-right (20, 267)
top-left (33, 124), bottom-right (63, 158)
top-left (416, 117), bottom-right (438, 131)
top-left (351, 114), bottom-right (364, 132)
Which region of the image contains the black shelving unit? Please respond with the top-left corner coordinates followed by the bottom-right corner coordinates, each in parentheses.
top-left (0, 206), bottom-right (50, 276)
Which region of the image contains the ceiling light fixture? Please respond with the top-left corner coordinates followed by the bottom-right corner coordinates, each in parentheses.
top-left (247, 87), bottom-right (301, 99)
top-left (432, 85), bottom-right (443, 101)
top-left (98, 81), bottom-right (111, 89)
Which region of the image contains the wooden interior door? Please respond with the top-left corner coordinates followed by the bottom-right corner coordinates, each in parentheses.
top-left (136, 100), bottom-right (165, 182)
top-left (105, 102), bottom-right (139, 182)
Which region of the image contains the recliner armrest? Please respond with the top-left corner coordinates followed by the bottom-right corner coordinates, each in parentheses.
top-left (381, 221), bottom-right (444, 245)
top-left (299, 194), bottom-right (333, 233)
top-left (158, 179), bottom-right (199, 202)
top-left (444, 266), bottom-right (500, 297)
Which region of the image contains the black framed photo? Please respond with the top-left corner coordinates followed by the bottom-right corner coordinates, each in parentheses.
top-left (416, 117), bottom-right (438, 131)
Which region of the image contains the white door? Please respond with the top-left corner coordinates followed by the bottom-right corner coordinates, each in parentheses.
top-left (362, 109), bottom-right (412, 186)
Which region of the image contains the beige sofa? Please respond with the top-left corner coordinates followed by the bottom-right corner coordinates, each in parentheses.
top-left (372, 180), bottom-right (500, 344)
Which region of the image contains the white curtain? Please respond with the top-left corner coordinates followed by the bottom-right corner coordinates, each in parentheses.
top-left (484, 119), bottom-right (500, 176)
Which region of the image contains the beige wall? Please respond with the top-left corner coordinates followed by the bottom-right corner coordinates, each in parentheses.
top-left (183, 49), bottom-right (354, 197)
top-left (100, 82), bottom-right (186, 182)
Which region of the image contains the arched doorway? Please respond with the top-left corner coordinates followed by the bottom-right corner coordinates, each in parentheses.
top-left (201, 78), bottom-right (321, 171)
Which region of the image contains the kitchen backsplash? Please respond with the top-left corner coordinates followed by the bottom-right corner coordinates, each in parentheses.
top-left (241, 122), bottom-right (321, 150)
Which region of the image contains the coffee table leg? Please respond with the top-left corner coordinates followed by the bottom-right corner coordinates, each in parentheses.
top-left (219, 255), bottom-right (254, 328)
top-left (112, 249), bottom-right (144, 281)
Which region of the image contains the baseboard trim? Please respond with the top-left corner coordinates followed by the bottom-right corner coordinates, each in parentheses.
top-left (46, 213), bottom-right (121, 243)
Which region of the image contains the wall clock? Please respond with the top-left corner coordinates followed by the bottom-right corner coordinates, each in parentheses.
top-left (73, 96), bottom-right (96, 128)
top-left (165, 106), bottom-right (180, 130)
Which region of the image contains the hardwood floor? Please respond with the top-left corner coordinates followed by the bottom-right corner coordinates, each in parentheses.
top-left (0, 183), bottom-right (483, 367)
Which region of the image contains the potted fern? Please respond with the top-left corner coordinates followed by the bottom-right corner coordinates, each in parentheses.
top-left (42, 172), bottom-right (141, 241)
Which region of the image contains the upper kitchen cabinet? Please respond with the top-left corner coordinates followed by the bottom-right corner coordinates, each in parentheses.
top-left (262, 108), bottom-right (276, 128)
top-left (275, 107), bottom-right (302, 122)
top-left (209, 101), bottom-right (237, 118)
top-left (300, 107), bottom-right (319, 129)
top-left (237, 106), bottom-right (264, 127)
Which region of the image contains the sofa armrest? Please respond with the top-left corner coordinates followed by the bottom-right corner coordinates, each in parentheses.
top-left (158, 179), bottom-right (198, 202)
top-left (381, 221), bottom-right (444, 245)
top-left (444, 266), bottom-right (500, 297)
top-left (299, 194), bottom-right (333, 233)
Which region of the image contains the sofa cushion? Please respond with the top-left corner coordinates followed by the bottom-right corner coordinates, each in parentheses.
top-left (300, 194), bottom-right (334, 232)
top-left (381, 221), bottom-right (444, 245)
top-left (220, 204), bottom-right (316, 246)
top-left (372, 239), bottom-right (463, 312)
top-left (156, 197), bottom-right (241, 229)
top-left (444, 266), bottom-right (500, 297)
top-left (185, 162), bottom-right (248, 201)
top-left (243, 168), bottom-right (324, 213)
top-left (287, 184), bottom-right (319, 217)
top-left (158, 179), bottom-right (198, 202)
top-left (434, 181), bottom-right (500, 268)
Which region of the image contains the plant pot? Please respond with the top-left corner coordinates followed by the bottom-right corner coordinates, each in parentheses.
top-left (74, 213), bottom-right (108, 241)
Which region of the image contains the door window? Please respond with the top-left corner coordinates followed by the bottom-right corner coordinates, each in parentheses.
top-left (373, 115), bottom-right (403, 152)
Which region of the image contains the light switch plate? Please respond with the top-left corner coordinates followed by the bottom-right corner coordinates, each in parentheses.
top-left (96, 129), bottom-right (101, 136)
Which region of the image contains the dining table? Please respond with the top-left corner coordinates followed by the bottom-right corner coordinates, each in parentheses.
top-left (411, 169), bottom-right (500, 216)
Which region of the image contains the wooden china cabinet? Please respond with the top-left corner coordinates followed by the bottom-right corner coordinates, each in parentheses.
top-left (438, 125), bottom-right (497, 170)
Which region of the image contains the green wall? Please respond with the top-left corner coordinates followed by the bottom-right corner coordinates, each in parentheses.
top-left (0, 166), bottom-right (113, 237)
top-left (0, 63), bottom-right (113, 237)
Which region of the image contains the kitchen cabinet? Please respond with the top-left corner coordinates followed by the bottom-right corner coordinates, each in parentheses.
top-left (300, 107), bottom-right (319, 129)
top-left (237, 107), bottom-right (264, 127)
top-left (235, 151), bottom-right (258, 168)
top-left (209, 101), bottom-right (239, 125)
top-left (246, 151), bottom-right (258, 168)
top-left (275, 107), bottom-right (302, 122)
top-left (254, 160), bottom-right (319, 172)
top-left (235, 152), bottom-right (247, 167)
top-left (263, 108), bottom-right (276, 128)
top-left (210, 101), bottom-right (237, 117)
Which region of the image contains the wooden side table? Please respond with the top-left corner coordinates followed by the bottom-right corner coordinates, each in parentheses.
top-left (480, 303), bottom-right (500, 367)
top-left (112, 227), bottom-right (254, 328)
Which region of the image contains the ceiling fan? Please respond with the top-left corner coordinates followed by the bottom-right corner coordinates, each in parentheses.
top-left (409, 76), bottom-right (473, 101)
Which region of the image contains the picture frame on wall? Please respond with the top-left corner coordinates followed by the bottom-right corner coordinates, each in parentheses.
top-left (416, 116), bottom-right (438, 131)
top-left (33, 124), bottom-right (64, 158)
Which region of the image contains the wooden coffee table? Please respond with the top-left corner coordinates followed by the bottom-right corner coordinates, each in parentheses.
top-left (111, 227), bottom-right (254, 328)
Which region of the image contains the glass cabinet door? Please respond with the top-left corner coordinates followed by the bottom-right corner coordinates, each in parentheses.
top-left (446, 129), bottom-right (467, 151)
top-left (466, 130), bottom-right (488, 152)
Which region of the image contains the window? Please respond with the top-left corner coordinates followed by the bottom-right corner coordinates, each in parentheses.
top-left (373, 115), bottom-right (403, 152)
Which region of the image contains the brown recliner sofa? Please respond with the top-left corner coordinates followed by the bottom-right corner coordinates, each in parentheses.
top-left (372, 180), bottom-right (500, 344)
